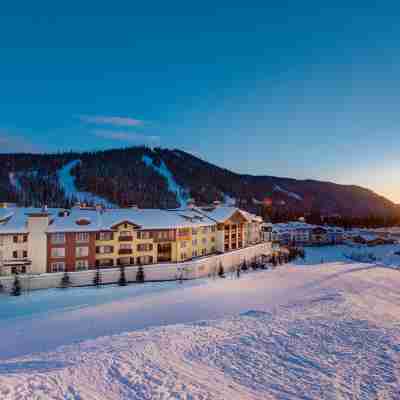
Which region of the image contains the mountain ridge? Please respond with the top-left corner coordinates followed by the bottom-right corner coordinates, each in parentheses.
top-left (0, 146), bottom-right (397, 219)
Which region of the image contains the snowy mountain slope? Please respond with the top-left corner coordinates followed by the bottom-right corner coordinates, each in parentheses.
top-left (142, 154), bottom-right (189, 207)
top-left (8, 172), bottom-right (21, 193)
top-left (273, 184), bottom-right (303, 201)
top-left (58, 160), bottom-right (117, 208)
top-left (1, 261), bottom-right (400, 399)
top-left (1, 147), bottom-right (399, 217)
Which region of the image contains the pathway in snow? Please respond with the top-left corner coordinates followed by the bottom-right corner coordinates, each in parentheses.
top-left (58, 160), bottom-right (116, 207)
top-left (1, 263), bottom-right (400, 399)
top-left (142, 155), bottom-right (189, 207)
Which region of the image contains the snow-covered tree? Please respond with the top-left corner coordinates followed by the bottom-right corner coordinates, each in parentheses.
top-left (60, 272), bottom-right (71, 289)
top-left (118, 265), bottom-right (127, 286)
top-left (11, 275), bottom-right (21, 296)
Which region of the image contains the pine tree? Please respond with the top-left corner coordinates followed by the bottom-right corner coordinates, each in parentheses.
top-left (93, 267), bottom-right (102, 287)
top-left (60, 271), bottom-right (71, 289)
top-left (136, 264), bottom-right (145, 283)
top-left (11, 274), bottom-right (21, 296)
top-left (218, 262), bottom-right (225, 278)
top-left (118, 265), bottom-right (127, 286)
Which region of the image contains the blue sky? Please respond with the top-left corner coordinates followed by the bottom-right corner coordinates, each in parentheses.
top-left (1, 2), bottom-right (400, 201)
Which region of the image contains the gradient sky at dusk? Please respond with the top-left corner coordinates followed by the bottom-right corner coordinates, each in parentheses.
top-left (1, 2), bottom-right (400, 201)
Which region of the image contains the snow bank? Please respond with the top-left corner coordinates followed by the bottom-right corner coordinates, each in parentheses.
top-left (1, 263), bottom-right (400, 399)
top-left (58, 160), bottom-right (116, 208)
top-left (142, 155), bottom-right (189, 207)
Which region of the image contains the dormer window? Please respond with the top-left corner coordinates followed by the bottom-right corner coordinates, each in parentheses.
top-left (76, 218), bottom-right (91, 226)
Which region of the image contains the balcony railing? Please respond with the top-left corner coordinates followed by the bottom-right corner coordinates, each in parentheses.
top-left (119, 236), bottom-right (133, 242)
top-left (118, 248), bottom-right (133, 255)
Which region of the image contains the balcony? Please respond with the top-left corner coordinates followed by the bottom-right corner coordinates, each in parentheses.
top-left (118, 248), bottom-right (133, 255)
top-left (119, 236), bottom-right (133, 242)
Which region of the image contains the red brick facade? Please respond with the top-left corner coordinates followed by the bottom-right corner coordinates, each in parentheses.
top-left (47, 231), bottom-right (96, 272)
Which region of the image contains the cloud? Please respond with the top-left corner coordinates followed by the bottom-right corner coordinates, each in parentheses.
top-left (0, 130), bottom-right (39, 153)
top-left (92, 129), bottom-right (160, 145)
top-left (79, 114), bottom-right (144, 127)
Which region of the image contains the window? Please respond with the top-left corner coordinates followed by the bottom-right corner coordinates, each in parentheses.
top-left (192, 250), bottom-right (198, 257)
top-left (180, 241), bottom-right (187, 248)
top-left (13, 250), bottom-right (18, 259)
top-left (211, 246), bottom-right (216, 252)
top-left (51, 262), bottom-right (65, 272)
top-left (211, 226), bottom-right (216, 233)
top-left (120, 243), bottom-right (132, 250)
top-left (137, 243), bottom-right (153, 252)
top-left (76, 260), bottom-right (88, 271)
top-left (76, 232), bottom-right (89, 242)
top-left (137, 255), bottom-right (153, 265)
top-left (137, 231), bottom-right (150, 240)
top-left (202, 227), bottom-right (208, 234)
top-left (97, 231), bottom-right (113, 241)
top-left (211, 236), bottom-right (215, 243)
top-left (202, 248), bottom-right (206, 256)
top-left (202, 237), bottom-right (207, 244)
top-left (76, 246), bottom-right (89, 257)
top-left (181, 253), bottom-right (187, 260)
top-left (96, 258), bottom-right (114, 267)
top-left (13, 235), bottom-right (18, 243)
top-left (51, 233), bottom-right (65, 244)
top-left (12, 266), bottom-right (26, 274)
top-left (96, 245), bottom-right (114, 254)
top-left (23, 250), bottom-right (27, 258)
top-left (51, 247), bottom-right (65, 258)
top-left (192, 239), bottom-right (197, 246)
top-left (192, 228), bottom-right (198, 235)
top-left (120, 230), bottom-right (131, 237)
top-left (23, 235), bottom-right (28, 242)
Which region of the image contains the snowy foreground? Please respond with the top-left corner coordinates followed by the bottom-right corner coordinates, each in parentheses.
top-left (1, 246), bottom-right (400, 399)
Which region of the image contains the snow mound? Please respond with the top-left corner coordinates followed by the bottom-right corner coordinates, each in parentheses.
top-left (58, 160), bottom-right (116, 208)
top-left (142, 155), bottom-right (189, 207)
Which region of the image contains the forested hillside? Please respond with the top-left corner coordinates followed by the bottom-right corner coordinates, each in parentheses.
top-left (0, 146), bottom-right (398, 221)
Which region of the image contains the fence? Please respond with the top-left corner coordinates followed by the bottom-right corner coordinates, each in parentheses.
top-left (0, 242), bottom-right (272, 292)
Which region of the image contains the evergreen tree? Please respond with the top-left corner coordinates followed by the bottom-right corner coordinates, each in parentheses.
top-left (93, 267), bottom-right (102, 287)
top-left (11, 274), bottom-right (21, 296)
top-left (60, 271), bottom-right (71, 289)
top-left (218, 262), bottom-right (225, 278)
top-left (118, 265), bottom-right (127, 286)
top-left (136, 264), bottom-right (145, 283)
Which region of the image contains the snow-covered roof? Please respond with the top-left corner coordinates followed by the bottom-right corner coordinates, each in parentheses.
top-left (46, 208), bottom-right (219, 233)
top-left (194, 206), bottom-right (253, 224)
top-left (0, 207), bottom-right (61, 234)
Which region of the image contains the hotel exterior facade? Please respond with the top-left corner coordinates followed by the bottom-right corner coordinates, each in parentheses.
top-left (0, 205), bottom-right (267, 277)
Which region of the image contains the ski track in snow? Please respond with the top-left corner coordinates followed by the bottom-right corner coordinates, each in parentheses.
top-left (58, 160), bottom-right (116, 208)
top-left (8, 172), bottom-right (21, 193)
top-left (142, 155), bottom-right (189, 207)
top-left (273, 185), bottom-right (303, 201)
top-left (1, 245), bottom-right (400, 399)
